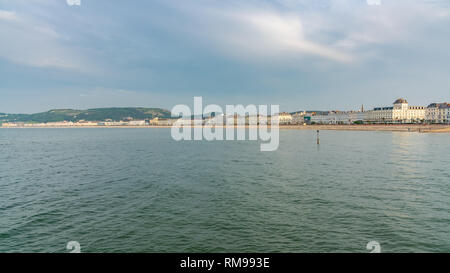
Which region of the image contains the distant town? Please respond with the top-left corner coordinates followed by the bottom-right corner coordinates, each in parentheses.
top-left (1, 98), bottom-right (449, 128)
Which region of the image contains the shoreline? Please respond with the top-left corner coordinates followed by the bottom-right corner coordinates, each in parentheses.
top-left (2, 124), bottom-right (450, 133)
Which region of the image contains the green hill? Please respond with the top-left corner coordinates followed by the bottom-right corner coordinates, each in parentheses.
top-left (0, 107), bottom-right (172, 123)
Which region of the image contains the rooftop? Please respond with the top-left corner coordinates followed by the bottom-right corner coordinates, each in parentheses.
top-left (427, 103), bottom-right (450, 109)
top-left (394, 98), bottom-right (408, 104)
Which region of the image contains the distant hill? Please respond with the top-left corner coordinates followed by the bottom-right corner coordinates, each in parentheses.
top-left (0, 107), bottom-right (172, 123)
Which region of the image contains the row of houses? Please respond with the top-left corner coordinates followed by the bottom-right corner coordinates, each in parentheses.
top-left (1, 119), bottom-right (173, 127)
top-left (1, 121), bottom-right (100, 127)
top-left (2, 99), bottom-right (449, 127)
top-left (307, 98), bottom-right (450, 124)
top-left (200, 113), bottom-right (295, 125)
top-left (426, 102), bottom-right (450, 124)
top-left (1, 118), bottom-right (182, 127)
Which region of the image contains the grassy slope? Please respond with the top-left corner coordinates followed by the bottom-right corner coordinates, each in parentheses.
top-left (0, 108), bottom-right (172, 123)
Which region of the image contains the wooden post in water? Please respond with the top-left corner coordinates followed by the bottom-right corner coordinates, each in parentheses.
top-left (317, 130), bottom-right (320, 145)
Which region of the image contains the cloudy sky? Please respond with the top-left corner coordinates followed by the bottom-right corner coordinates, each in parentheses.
top-left (1, 0), bottom-right (449, 113)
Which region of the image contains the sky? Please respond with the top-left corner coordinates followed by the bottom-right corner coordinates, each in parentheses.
top-left (1, 0), bottom-right (450, 113)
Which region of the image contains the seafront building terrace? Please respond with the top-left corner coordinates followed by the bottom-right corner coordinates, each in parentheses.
top-left (308, 98), bottom-right (449, 125)
top-left (1, 98), bottom-right (450, 127)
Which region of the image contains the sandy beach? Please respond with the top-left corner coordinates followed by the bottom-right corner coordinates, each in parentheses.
top-left (279, 124), bottom-right (450, 133)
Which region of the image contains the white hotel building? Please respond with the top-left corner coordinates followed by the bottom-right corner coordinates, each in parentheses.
top-left (366, 98), bottom-right (425, 124)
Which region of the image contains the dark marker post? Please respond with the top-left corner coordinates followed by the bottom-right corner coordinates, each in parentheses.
top-left (317, 130), bottom-right (320, 145)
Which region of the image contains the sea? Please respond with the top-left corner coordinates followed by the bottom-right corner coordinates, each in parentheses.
top-left (0, 128), bottom-right (449, 253)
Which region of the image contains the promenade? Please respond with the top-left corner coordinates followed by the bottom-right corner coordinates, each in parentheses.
top-left (2, 124), bottom-right (450, 133)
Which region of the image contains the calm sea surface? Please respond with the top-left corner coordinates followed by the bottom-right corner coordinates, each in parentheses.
top-left (0, 128), bottom-right (449, 253)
